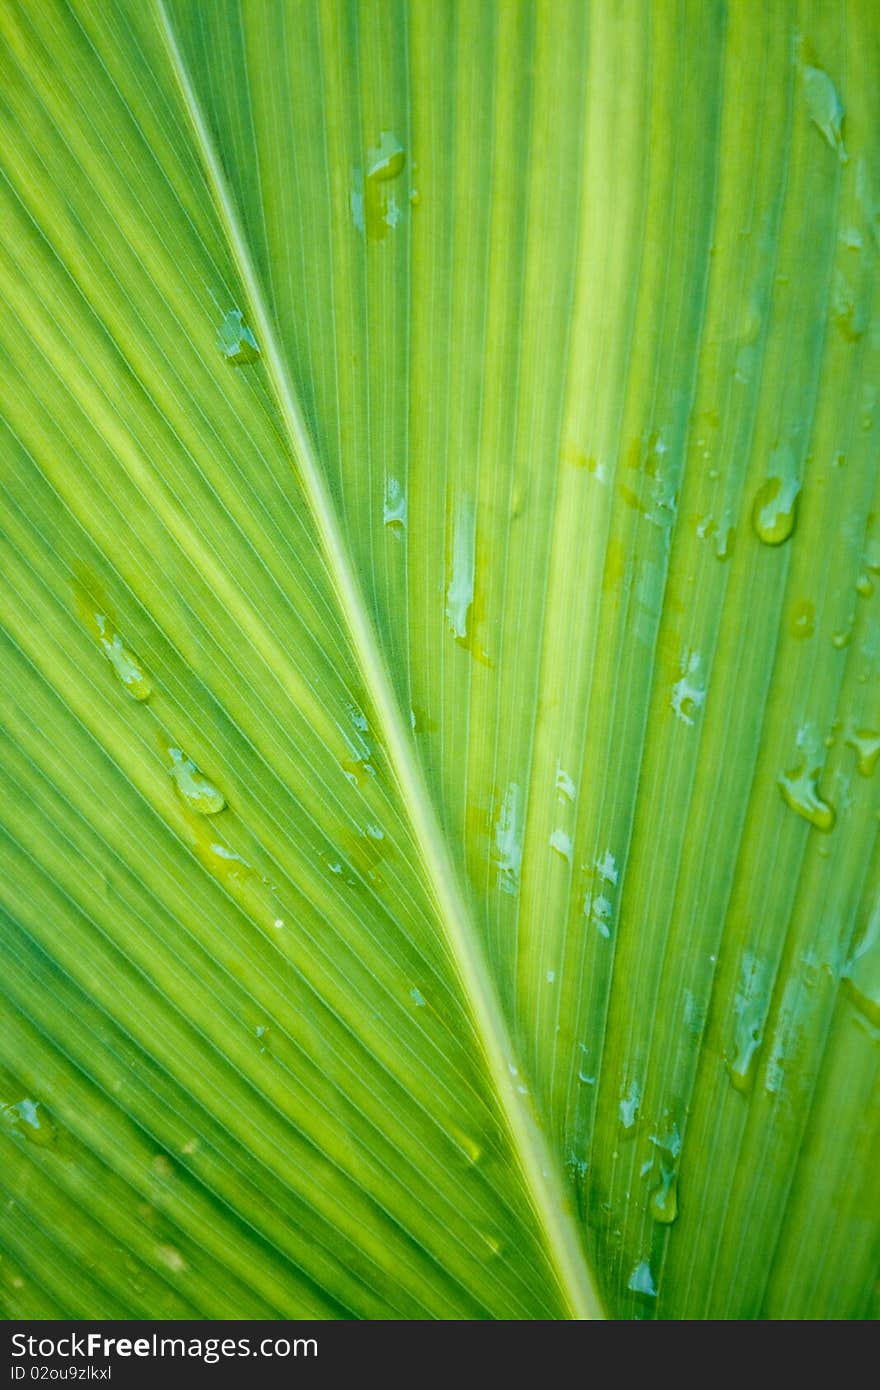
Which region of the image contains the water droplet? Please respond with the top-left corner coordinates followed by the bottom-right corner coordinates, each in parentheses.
top-left (0, 1098), bottom-right (56, 1149)
top-left (842, 899), bottom-right (880, 1028)
top-left (366, 131), bottom-right (405, 182)
top-left (192, 823), bottom-right (252, 885)
top-left (409, 987), bottom-right (426, 1008)
top-left (167, 746), bottom-right (226, 815)
top-left (555, 764), bottom-right (576, 802)
top-left (802, 64), bottom-right (846, 160)
top-left (595, 850), bottom-right (619, 885)
top-left (151, 1154), bottom-right (174, 1179)
top-left (649, 1122), bottom-right (682, 1158)
top-left (619, 1079), bottom-right (641, 1130)
top-left (567, 1152), bottom-right (590, 1181)
top-left (352, 134), bottom-right (408, 241)
top-left (831, 621), bottom-right (853, 650)
top-left (855, 573), bottom-right (874, 598)
top-left (584, 890), bottom-right (613, 938)
top-left (347, 704), bottom-right (369, 734)
top-left (649, 1167), bottom-right (678, 1224)
top-left (383, 197), bottom-right (403, 230)
top-left (546, 969), bottom-right (556, 984)
top-left (778, 763), bottom-right (835, 832)
top-left (342, 822), bottom-right (390, 883)
top-left (549, 828), bottom-right (572, 861)
top-left (683, 988), bottom-right (705, 1038)
top-left (845, 976), bottom-right (880, 1030)
top-left (341, 755), bottom-right (375, 788)
top-left (94, 614), bottom-right (152, 700)
top-left (714, 523), bottom-right (735, 560)
top-left (217, 308), bottom-right (260, 365)
top-left (845, 729), bottom-right (880, 777)
top-left (383, 476), bottom-right (407, 532)
top-left (75, 580), bottom-right (152, 700)
top-left (790, 598), bottom-right (815, 639)
top-left (349, 180), bottom-right (365, 234)
top-left (752, 455), bottom-right (800, 545)
top-left (409, 704), bottom-right (436, 735)
top-left (446, 497), bottom-right (476, 640)
top-left (628, 1259), bottom-right (657, 1298)
top-left (493, 782), bottom-right (522, 896)
top-left (671, 648), bottom-right (706, 725)
top-left (730, 952), bottom-right (771, 1090)
top-left (864, 538), bottom-right (880, 574)
top-left (831, 270), bottom-right (866, 341)
top-left (339, 707), bottom-right (375, 786)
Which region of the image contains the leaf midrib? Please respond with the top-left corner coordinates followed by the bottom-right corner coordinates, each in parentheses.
top-left (155, 0), bottom-right (604, 1321)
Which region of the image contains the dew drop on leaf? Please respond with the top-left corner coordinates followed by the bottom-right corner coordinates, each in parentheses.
top-left (217, 308), bottom-right (260, 365)
top-left (193, 828), bottom-right (253, 883)
top-left (649, 1167), bottom-right (678, 1224)
top-left (1, 1099), bottom-right (57, 1149)
top-left (845, 729), bottom-right (880, 778)
top-left (619, 1079), bottom-right (640, 1129)
top-left (855, 573), bottom-right (874, 598)
top-left (671, 648), bottom-right (706, 725)
top-left (554, 763), bottom-right (576, 802)
top-left (366, 131), bottom-right (406, 183)
top-left (831, 622), bottom-right (853, 650)
top-left (802, 64), bottom-right (846, 160)
top-left (584, 890), bottom-right (613, 939)
top-left (95, 614), bottom-right (152, 701)
top-left (778, 763), bottom-right (835, 832)
top-left (75, 581), bottom-right (152, 700)
top-left (790, 598), bottom-right (815, 639)
top-left (548, 828), bottom-right (572, 861)
top-left (627, 1259), bottom-right (657, 1298)
top-left (730, 953), bottom-right (771, 1091)
top-left (831, 270), bottom-right (866, 342)
top-left (168, 746), bottom-right (226, 815)
top-left (446, 496), bottom-right (476, 640)
top-left (842, 902), bottom-right (880, 1029)
top-left (492, 782), bottom-right (522, 896)
top-left (383, 476), bottom-right (407, 532)
top-left (752, 454), bottom-right (801, 546)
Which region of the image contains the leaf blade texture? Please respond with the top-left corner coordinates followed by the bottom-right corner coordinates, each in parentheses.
top-left (1, 0), bottom-right (877, 1320)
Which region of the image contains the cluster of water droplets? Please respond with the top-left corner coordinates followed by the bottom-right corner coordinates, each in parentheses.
top-left (73, 576), bottom-right (295, 934)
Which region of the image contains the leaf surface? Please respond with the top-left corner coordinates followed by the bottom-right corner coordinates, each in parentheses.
top-left (1, 0), bottom-right (878, 1320)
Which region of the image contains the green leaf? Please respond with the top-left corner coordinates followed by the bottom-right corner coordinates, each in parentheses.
top-left (1, 0), bottom-right (877, 1321)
